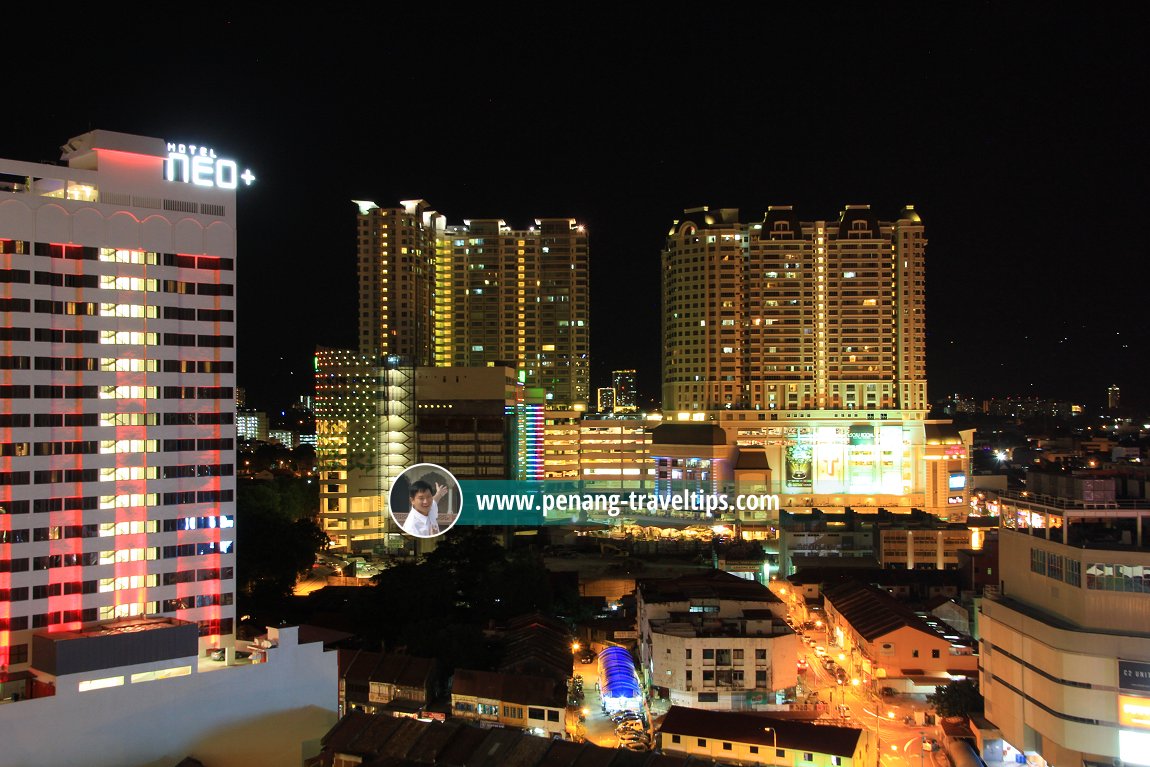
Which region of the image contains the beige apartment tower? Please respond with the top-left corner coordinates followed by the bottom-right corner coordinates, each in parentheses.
top-left (661, 204), bottom-right (926, 412)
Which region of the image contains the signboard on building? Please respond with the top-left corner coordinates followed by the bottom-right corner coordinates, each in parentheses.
top-left (1118, 695), bottom-right (1150, 729)
top-left (1120, 660), bottom-right (1150, 694)
top-left (164, 143), bottom-right (254, 189)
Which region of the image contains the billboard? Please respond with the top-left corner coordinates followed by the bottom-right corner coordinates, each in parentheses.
top-left (782, 425), bottom-right (906, 495)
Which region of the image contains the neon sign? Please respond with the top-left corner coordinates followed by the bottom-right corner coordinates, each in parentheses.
top-left (164, 143), bottom-right (254, 189)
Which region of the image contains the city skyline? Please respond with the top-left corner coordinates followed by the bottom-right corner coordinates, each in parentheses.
top-left (3, 8), bottom-right (1145, 410)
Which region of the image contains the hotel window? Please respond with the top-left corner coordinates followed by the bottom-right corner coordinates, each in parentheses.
top-left (1066, 559), bottom-right (1081, 587)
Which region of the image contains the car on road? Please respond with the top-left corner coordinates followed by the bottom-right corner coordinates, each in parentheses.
top-left (797, 658), bottom-right (809, 672)
top-left (814, 645), bottom-right (827, 657)
top-left (837, 704), bottom-right (851, 719)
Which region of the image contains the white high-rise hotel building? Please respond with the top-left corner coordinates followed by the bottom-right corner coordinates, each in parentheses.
top-left (0, 131), bottom-right (239, 673)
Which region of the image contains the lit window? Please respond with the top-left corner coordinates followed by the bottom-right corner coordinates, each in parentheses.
top-left (130, 666), bottom-right (192, 684)
top-left (78, 676), bottom-right (124, 692)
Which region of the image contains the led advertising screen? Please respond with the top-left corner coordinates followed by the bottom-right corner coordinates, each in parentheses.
top-left (781, 425), bottom-right (906, 495)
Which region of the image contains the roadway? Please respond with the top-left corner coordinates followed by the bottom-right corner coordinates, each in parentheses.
top-left (795, 627), bottom-right (942, 767)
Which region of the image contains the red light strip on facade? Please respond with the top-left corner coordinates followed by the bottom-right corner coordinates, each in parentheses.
top-left (1, 250), bottom-right (13, 664)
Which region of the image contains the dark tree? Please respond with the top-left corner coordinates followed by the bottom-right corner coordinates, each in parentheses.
top-left (236, 479), bottom-right (328, 617)
top-left (929, 678), bottom-right (983, 717)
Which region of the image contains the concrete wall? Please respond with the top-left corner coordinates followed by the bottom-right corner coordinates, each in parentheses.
top-left (0, 627), bottom-right (338, 767)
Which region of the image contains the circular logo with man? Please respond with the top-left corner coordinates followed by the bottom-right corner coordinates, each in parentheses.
top-left (388, 463), bottom-right (462, 538)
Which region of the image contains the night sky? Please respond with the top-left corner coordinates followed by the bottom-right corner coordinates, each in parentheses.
top-left (5, 6), bottom-right (1147, 411)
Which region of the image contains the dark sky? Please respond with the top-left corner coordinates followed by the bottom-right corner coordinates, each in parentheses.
top-left (5, 6), bottom-right (1148, 411)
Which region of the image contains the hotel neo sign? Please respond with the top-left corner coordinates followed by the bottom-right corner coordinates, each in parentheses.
top-left (164, 143), bottom-right (254, 189)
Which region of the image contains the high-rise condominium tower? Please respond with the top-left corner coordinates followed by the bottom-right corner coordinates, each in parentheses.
top-left (661, 204), bottom-right (926, 413)
top-left (0, 131), bottom-right (239, 670)
top-left (356, 199), bottom-right (442, 366)
top-left (355, 201), bottom-right (589, 407)
top-left (612, 369), bottom-right (637, 410)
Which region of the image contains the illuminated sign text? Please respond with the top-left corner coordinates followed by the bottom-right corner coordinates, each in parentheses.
top-left (164, 143), bottom-right (254, 189)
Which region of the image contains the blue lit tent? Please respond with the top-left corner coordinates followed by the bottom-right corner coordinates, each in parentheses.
top-left (597, 646), bottom-right (642, 713)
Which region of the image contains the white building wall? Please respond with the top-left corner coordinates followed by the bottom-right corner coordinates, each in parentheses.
top-left (650, 631), bottom-right (799, 708)
top-left (0, 627), bottom-right (338, 767)
top-left (1, 132), bottom-right (239, 666)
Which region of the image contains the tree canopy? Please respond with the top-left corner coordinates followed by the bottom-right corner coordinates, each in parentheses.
top-left (929, 678), bottom-right (983, 717)
top-left (236, 477), bottom-right (326, 613)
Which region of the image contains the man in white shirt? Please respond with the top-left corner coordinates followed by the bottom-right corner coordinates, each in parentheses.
top-left (401, 479), bottom-right (449, 538)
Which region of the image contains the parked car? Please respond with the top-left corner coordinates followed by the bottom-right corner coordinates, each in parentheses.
top-left (814, 645), bottom-right (827, 657)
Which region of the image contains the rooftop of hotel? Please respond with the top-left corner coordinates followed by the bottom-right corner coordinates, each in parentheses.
top-left (651, 611), bottom-right (791, 639)
top-left (39, 616), bottom-right (193, 641)
top-left (311, 711), bottom-right (703, 767)
top-left (638, 569), bottom-right (782, 605)
top-left (823, 580), bottom-right (975, 649)
top-left (997, 488), bottom-right (1150, 551)
top-left (660, 706), bottom-right (863, 757)
top-left (451, 669), bottom-right (567, 709)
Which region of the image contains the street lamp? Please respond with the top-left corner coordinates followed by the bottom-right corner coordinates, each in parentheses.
top-left (875, 709), bottom-right (894, 767)
top-left (763, 727), bottom-right (778, 765)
